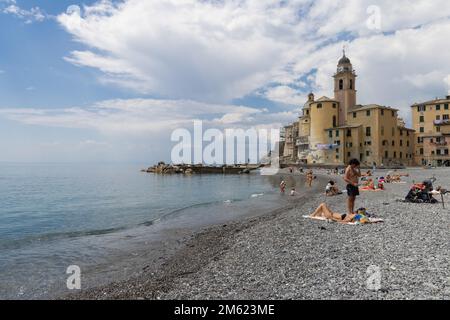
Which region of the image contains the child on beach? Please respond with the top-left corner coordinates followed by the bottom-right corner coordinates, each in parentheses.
top-left (290, 188), bottom-right (297, 196)
top-left (325, 181), bottom-right (340, 196)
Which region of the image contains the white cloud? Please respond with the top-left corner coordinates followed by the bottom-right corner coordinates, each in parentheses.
top-left (4, 0), bottom-right (450, 162)
top-left (57, 0), bottom-right (312, 102)
top-left (263, 86), bottom-right (307, 105)
top-left (0, 98), bottom-right (292, 135)
top-left (55, 0), bottom-right (450, 121)
top-left (0, 97), bottom-right (297, 163)
top-left (1, 1), bottom-right (47, 24)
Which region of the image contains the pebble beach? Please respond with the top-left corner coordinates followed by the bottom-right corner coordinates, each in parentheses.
top-left (70, 168), bottom-right (450, 300)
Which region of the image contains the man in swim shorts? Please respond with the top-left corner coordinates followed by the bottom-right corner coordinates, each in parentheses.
top-left (344, 159), bottom-right (361, 215)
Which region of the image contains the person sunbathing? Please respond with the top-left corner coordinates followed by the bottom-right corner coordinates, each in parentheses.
top-left (393, 170), bottom-right (409, 177)
top-left (309, 203), bottom-right (358, 223)
top-left (308, 204), bottom-right (382, 224)
top-left (391, 174), bottom-right (409, 183)
top-left (386, 171), bottom-right (409, 183)
top-left (377, 178), bottom-right (385, 190)
top-left (361, 178), bottom-right (374, 189)
top-left (360, 178), bottom-right (384, 191)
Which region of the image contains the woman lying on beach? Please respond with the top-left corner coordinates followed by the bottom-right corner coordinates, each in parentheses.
top-left (309, 203), bottom-right (376, 224)
top-left (360, 178), bottom-right (384, 191)
top-left (385, 171), bottom-right (409, 183)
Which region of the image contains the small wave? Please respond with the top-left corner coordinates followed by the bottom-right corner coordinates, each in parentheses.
top-left (250, 193), bottom-right (264, 198)
top-left (1, 192), bottom-right (274, 252)
top-left (0, 226), bottom-right (128, 251)
top-left (139, 199), bottom-right (240, 226)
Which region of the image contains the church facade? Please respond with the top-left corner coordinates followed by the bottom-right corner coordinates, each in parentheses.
top-left (281, 53), bottom-right (415, 167)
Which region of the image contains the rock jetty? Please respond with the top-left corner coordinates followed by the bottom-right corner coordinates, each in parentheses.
top-left (142, 162), bottom-right (261, 175)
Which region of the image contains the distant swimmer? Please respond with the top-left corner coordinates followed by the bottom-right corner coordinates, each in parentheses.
top-left (280, 180), bottom-right (287, 194)
top-left (306, 170), bottom-right (314, 188)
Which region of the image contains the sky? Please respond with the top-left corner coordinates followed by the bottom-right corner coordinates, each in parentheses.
top-left (1, 0), bottom-right (450, 163)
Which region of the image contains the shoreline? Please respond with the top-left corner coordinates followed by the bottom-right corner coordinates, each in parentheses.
top-left (66, 173), bottom-right (327, 300)
top-left (66, 168), bottom-right (450, 300)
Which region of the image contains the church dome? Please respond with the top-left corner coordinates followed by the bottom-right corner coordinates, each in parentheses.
top-left (338, 54), bottom-right (351, 65)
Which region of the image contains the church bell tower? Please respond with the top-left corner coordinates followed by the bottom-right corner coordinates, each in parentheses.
top-left (334, 51), bottom-right (357, 126)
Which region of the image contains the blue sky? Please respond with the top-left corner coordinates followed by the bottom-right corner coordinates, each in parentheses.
top-left (0, 0), bottom-right (135, 109)
top-left (1, 0), bottom-right (450, 163)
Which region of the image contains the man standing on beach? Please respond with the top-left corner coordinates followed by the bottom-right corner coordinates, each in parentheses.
top-left (344, 159), bottom-right (362, 215)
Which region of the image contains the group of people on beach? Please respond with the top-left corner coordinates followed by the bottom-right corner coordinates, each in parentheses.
top-left (279, 169), bottom-right (315, 197)
top-left (310, 159), bottom-right (376, 224)
top-left (279, 158), bottom-right (447, 224)
top-left (279, 159), bottom-right (375, 223)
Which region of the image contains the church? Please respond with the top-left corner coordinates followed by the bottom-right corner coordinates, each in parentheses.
top-left (281, 52), bottom-right (415, 167)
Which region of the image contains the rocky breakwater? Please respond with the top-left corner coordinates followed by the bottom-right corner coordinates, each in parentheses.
top-left (142, 162), bottom-right (261, 175)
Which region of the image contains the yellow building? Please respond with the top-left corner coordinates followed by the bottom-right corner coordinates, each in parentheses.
top-left (411, 96), bottom-right (450, 166)
top-left (282, 52), bottom-right (415, 167)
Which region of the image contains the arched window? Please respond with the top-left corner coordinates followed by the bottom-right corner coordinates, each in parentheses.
top-left (333, 116), bottom-right (337, 128)
top-left (339, 79), bottom-right (344, 90)
top-left (350, 79), bottom-right (353, 89)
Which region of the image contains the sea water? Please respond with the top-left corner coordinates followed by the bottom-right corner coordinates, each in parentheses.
top-left (0, 163), bottom-right (301, 299)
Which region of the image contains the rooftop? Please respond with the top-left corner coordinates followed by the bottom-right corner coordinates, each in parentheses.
top-left (349, 104), bottom-right (398, 112)
top-left (315, 96), bottom-right (339, 103)
top-left (411, 96), bottom-right (450, 107)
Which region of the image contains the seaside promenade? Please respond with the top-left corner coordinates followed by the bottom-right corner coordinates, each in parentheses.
top-left (71, 168), bottom-right (450, 300)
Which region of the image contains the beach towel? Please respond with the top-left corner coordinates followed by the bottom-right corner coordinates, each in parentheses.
top-left (303, 215), bottom-right (384, 225)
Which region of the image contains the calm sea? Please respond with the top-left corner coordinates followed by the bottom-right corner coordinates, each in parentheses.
top-left (0, 163), bottom-right (300, 299)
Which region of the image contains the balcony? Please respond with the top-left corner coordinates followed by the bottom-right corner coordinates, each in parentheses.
top-left (434, 120), bottom-right (450, 126)
top-left (434, 153), bottom-right (450, 157)
top-left (431, 141), bottom-right (448, 146)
